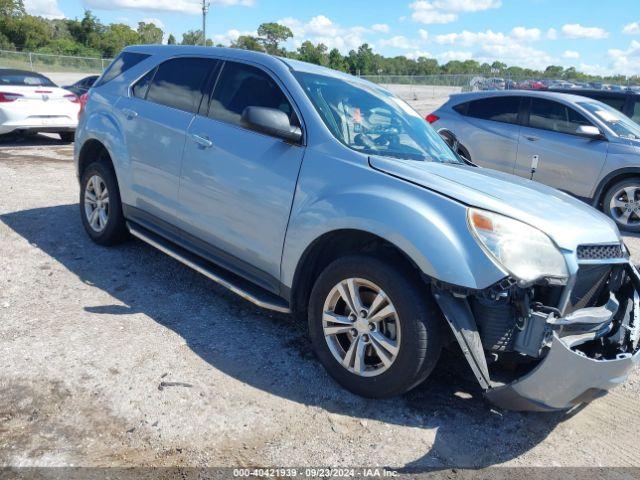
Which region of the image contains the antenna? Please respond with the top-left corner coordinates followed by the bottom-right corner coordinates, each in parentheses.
top-left (202, 0), bottom-right (211, 46)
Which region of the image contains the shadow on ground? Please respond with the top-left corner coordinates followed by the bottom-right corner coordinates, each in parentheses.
top-left (1, 203), bottom-right (580, 470)
top-left (0, 132), bottom-right (71, 147)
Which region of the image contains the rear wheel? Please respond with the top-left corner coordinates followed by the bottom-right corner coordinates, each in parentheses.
top-left (59, 132), bottom-right (75, 143)
top-left (80, 159), bottom-right (128, 245)
top-left (603, 178), bottom-right (640, 232)
top-left (308, 255), bottom-right (442, 398)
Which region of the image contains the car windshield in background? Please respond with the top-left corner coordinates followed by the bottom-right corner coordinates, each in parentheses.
top-left (579, 101), bottom-right (640, 140)
top-left (295, 72), bottom-right (461, 163)
top-left (0, 73), bottom-right (56, 87)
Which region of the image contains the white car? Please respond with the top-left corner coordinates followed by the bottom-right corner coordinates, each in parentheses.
top-left (0, 69), bottom-right (81, 142)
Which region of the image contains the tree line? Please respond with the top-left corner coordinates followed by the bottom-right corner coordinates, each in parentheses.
top-left (0, 0), bottom-right (636, 83)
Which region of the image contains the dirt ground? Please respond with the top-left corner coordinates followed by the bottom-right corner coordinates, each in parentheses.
top-left (1, 133), bottom-right (640, 472)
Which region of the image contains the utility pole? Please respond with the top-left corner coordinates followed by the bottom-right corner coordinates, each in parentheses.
top-left (202, 0), bottom-right (210, 46)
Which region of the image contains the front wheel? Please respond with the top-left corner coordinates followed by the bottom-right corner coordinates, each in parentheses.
top-left (603, 178), bottom-right (640, 232)
top-left (308, 255), bottom-right (442, 398)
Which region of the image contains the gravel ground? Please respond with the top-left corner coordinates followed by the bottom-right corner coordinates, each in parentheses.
top-left (1, 133), bottom-right (640, 471)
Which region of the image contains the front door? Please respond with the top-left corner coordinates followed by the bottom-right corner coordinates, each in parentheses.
top-left (179, 60), bottom-right (305, 289)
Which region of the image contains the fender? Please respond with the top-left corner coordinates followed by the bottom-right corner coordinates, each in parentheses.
top-left (591, 166), bottom-right (640, 208)
top-left (280, 149), bottom-right (507, 291)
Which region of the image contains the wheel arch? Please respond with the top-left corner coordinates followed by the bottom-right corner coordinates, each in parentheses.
top-left (593, 168), bottom-right (640, 208)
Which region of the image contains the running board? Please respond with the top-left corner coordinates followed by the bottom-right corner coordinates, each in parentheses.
top-left (127, 223), bottom-right (291, 314)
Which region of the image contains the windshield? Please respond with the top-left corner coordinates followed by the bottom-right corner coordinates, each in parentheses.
top-left (0, 72), bottom-right (56, 87)
top-left (579, 101), bottom-right (640, 140)
top-left (294, 71), bottom-right (461, 163)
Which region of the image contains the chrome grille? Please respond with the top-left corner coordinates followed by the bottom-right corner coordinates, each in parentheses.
top-left (577, 244), bottom-right (624, 261)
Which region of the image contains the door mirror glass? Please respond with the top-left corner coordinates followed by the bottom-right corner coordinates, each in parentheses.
top-left (241, 106), bottom-right (302, 143)
top-left (576, 125), bottom-right (604, 139)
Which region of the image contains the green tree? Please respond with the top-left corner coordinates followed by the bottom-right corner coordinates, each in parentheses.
top-left (181, 29), bottom-right (203, 45)
top-left (231, 35), bottom-right (264, 51)
top-left (137, 22), bottom-right (163, 44)
top-left (328, 48), bottom-right (347, 72)
top-left (97, 23), bottom-right (139, 57)
top-left (167, 33), bottom-right (176, 45)
top-left (297, 41), bottom-right (328, 65)
top-left (544, 65), bottom-right (564, 78)
top-left (256, 22), bottom-right (292, 55)
top-left (0, 0), bottom-right (25, 17)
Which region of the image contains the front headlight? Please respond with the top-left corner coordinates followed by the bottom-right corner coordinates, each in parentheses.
top-left (468, 208), bottom-right (568, 283)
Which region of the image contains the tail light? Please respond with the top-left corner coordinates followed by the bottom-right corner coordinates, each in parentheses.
top-left (64, 94), bottom-right (81, 103)
top-left (0, 92), bottom-right (23, 103)
top-left (78, 93), bottom-right (89, 118)
top-left (426, 113), bottom-right (439, 124)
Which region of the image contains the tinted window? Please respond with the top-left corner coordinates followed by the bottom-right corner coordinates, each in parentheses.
top-left (453, 102), bottom-right (468, 115)
top-left (466, 96), bottom-right (520, 124)
top-left (132, 68), bottom-right (155, 99)
top-left (589, 95), bottom-right (626, 112)
top-left (632, 101), bottom-right (640, 124)
top-left (96, 52), bottom-right (150, 87)
top-left (529, 98), bottom-right (592, 135)
top-left (146, 58), bottom-right (213, 112)
top-left (209, 62), bottom-right (295, 128)
top-left (0, 71), bottom-right (55, 87)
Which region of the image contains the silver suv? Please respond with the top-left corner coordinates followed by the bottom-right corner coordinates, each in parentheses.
top-left (75, 46), bottom-right (640, 411)
top-left (430, 91), bottom-right (640, 231)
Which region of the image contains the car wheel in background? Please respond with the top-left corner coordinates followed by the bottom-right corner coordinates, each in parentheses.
top-left (308, 255), bottom-right (442, 398)
top-left (80, 159), bottom-right (128, 245)
top-left (59, 132), bottom-right (75, 143)
top-left (603, 178), bottom-right (640, 233)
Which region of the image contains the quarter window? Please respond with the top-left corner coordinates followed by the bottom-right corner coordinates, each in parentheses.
top-left (528, 98), bottom-right (592, 135)
top-left (146, 57), bottom-right (214, 113)
top-left (209, 61), bottom-right (297, 129)
top-left (465, 97), bottom-right (520, 124)
top-left (132, 68), bottom-right (155, 99)
top-left (95, 52), bottom-right (150, 87)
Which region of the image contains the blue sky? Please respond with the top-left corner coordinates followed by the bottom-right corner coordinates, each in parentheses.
top-left (24, 0), bottom-right (640, 75)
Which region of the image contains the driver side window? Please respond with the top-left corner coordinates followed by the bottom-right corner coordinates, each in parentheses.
top-left (209, 62), bottom-right (298, 131)
top-left (528, 98), bottom-right (592, 135)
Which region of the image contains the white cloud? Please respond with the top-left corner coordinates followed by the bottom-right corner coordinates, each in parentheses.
top-left (141, 18), bottom-right (164, 29)
top-left (437, 50), bottom-right (473, 62)
top-left (435, 29), bottom-right (507, 47)
top-left (371, 23), bottom-right (390, 33)
top-left (379, 35), bottom-right (418, 49)
top-left (24, 0), bottom-right (64, 18)
top-left (418, 29), bottom-right (429, 40)
top-left (277, 16), bottom-right (369, 53)
top-left (404, 50), bottom-right (434, 60)
top-left (562, 50), bottom-right (580, 59)
top-left (561, 23), bottom-right (609, 39)
top-left (607, 40), bottom-right (640, 75)
top-left (409, 0), bottom-right (501, 24)
top-left (210, 29), bottom-right (256, 45)
top-left (510, 27), bottom-right (541, 41)
top-left (623, 22), bottom-right (640, 35)
top-left (82, 0), bottom-right (253, 14)
top-left (546, 28), bottom-right (557, 39)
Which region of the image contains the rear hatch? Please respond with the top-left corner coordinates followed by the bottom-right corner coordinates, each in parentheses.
top-left (1, 86), bottom-right (80, 117)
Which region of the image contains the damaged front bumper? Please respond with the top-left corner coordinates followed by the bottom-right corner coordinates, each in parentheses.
top-left (434, 261), bottom-right (640, 412)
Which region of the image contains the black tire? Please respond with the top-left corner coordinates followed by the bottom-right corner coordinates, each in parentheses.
top-left (79, 158), bottom-right (128, 246)
top-left (602, 178), bottom-right (640, 233)
top-left (59, 132), bottom-right (75, 143)
top-left (308, 255), bottom-right (442, 398)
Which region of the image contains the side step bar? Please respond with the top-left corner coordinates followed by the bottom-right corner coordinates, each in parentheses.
top-left (128, 223), bottom-right (291, 314)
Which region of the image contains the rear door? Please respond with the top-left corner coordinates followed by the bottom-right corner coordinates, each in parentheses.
top-left (455, 96), bottom-right (522, 173)
top-left (116, 56), bottom-right (216, 226)
top-left (514, 97), bottom-right (608, 198)
top-left (178, 60), bottom-right (306, 288)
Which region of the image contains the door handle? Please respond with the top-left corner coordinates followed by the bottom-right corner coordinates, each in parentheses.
top-left (524, 135), bottom-right (539, 142)
top-left (121, 108), bottom-right (138, 119)
top-left (191, 133), bottom-right (213, 149)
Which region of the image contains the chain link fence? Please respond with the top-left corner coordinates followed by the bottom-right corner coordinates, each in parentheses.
top-left (0, 50), bottom-right (113, 73)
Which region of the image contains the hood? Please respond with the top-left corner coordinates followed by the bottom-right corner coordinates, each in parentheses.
top-left (370, 156), bottom-right (621, 250)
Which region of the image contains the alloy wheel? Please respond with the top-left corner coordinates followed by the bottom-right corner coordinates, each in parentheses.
top-left (84, 174), bottom-right (110, 233)
top-left (322, 278), bottom-right (401, 377)
top-left (609, 185), bottom-right (640, 228)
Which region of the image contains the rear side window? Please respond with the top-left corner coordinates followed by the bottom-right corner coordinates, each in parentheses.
top-left (528, 98), bottom-right (592, 135)
top-left (96, 52), bottom-right (150, 87)
top-left (209, 61), bottom-right (296, 128)
top-left (465, 97), bottom-right (520, 124)
top-left (146, 57), bottom-right (214, 113)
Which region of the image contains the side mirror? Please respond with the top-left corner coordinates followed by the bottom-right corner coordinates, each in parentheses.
top-left (241, 106), bottom-right (302, 144)
top-left (576, 125), bottom-right (606, 140)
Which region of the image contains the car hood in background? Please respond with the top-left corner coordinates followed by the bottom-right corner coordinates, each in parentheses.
top-left (369, 156), bottom-right (621, 250)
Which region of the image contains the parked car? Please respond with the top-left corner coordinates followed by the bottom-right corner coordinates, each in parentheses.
top-left (63, 75), bottom-right (99, 96)
top-left (429, 90), bottom-right (640, 231)
top-left (0, 68), bottom-right (80, 142)
top-left (550, 88), bottom-right (640, 125)
top-left (76, 46), bottom-right (640, 412)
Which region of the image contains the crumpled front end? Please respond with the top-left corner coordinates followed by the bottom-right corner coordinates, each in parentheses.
top-left (434, 248), bottom-right (640, 412)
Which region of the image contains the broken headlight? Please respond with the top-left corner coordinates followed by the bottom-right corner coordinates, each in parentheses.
top-left (468, 208), bottom-right (568, 284)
